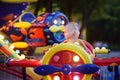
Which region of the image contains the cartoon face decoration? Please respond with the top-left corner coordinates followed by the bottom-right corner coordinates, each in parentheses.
top-left (42, 11), bottom-right (69, 44)
top-left (29, 11), bottom-right (69, 45)
top-left (1, 11), bottom-right (69, 47)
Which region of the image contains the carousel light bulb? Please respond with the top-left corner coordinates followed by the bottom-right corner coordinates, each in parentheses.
top-left (10, 45), bottom-right (14, 50)
top-left (15, 49), bottom-right (20, 54)
top-left (54, 20), bottom-right (57, 24)
top-left (0, 35), bottom-right (4, 40)
top-left (95, 47), bottom-right (100, 50)
top-left (14, 15), bottom-right (17, 18)
top-left (73, 55), bottom-right (80, 62)
top-left (20, 54), bottom-right (25, 59)
top-left (101, 47), bottom-right (106, 49)
top-left (5, 40), bottom-right (10, 44)
top-left (53, 76), bottom-right (60, 80)
top-left (73, 75), bottom-right (80, 80)
top-left (61, 20), bottom-right (65, 25)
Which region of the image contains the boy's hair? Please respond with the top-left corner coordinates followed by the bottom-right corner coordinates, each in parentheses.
top-left (65, 22), bottom-right (80, 37)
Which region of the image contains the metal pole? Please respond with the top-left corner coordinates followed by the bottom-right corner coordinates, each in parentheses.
top-left (22, 67), bottom-right (26, 80)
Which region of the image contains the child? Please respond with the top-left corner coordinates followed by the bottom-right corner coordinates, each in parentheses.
top-left (64, 22), bottom-right (95, 59)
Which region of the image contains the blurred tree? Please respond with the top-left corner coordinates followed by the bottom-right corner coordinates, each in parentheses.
top-left (27, 0), bottom-right (53, 16)
top-left (54, 0), bottom-right (106, 35)
top-left (87, 0), bottom-right (120, 50)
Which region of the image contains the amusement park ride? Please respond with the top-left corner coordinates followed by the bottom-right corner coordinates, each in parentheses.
top-left (0, 2), bottom-right (120, 80)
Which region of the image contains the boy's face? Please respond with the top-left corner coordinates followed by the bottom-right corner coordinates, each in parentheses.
top-left (64, 28), bottom-right (73, 39)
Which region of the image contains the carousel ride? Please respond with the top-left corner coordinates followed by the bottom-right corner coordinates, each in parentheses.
top-left (0, 11), bottom-right (119, 80)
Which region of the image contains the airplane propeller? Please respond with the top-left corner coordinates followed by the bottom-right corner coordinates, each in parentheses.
top-left (34, 64), bottom-right (99, 76)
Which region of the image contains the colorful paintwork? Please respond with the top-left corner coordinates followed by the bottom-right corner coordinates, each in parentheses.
top-left (1, 11), bottom-right (69, 47)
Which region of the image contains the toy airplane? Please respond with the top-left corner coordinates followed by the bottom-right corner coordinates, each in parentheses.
top-left (1, 32), bottom-right (118, 80)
